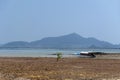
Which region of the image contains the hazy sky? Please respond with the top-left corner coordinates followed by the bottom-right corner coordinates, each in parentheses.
top-left (0, 0), bottom-right (120, 44)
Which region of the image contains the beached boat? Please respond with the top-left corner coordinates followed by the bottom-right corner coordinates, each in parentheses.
top-left (80, 51), bottom-right (106, 58)
top-left (80, 51), bottom-right (96, 58)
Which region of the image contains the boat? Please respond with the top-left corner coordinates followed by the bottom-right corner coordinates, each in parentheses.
top-left (80, 51), bottom-right (96, 58)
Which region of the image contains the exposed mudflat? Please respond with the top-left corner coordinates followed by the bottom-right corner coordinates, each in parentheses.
top-left (0, 54), bottom-right (120, 80)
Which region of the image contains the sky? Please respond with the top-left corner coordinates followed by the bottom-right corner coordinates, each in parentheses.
top-left (0, 0), bottom-right (120, 44)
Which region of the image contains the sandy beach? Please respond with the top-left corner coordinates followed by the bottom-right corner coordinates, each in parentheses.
top-left (0, 54), bottom-right (120, 80)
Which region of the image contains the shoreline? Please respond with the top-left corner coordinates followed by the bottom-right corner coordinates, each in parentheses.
top-left (0, 52), bottom-right (120, 59)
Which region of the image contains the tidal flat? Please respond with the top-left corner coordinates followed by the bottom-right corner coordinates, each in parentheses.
top-left (0, 54), bottom-right (120, 80)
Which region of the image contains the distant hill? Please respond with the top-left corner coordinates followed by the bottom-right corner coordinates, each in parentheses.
top-left (2, 41), bottom-right (30, 48)
top-left (1, 33), bottom-right (119, 49)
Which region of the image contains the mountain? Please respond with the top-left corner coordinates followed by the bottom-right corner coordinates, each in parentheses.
top-left (2, 41), bottom-right (30, 48)
top-left (30, 33), bottom-right (115, 48)
top-left (30, 33), bottom-right (86, 48)
top-left (1, 33), bottom-right (119, 49)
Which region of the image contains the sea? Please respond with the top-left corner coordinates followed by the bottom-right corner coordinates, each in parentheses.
top-left (0, 48), bottom-right (120, 57)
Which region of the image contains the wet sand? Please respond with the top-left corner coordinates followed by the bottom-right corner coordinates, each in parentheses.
top-left (0, 54), bottom-right (120, 80)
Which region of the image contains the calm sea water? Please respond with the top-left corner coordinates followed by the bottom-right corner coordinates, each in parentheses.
top-left (0, 48), bottom-right (120, 57)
